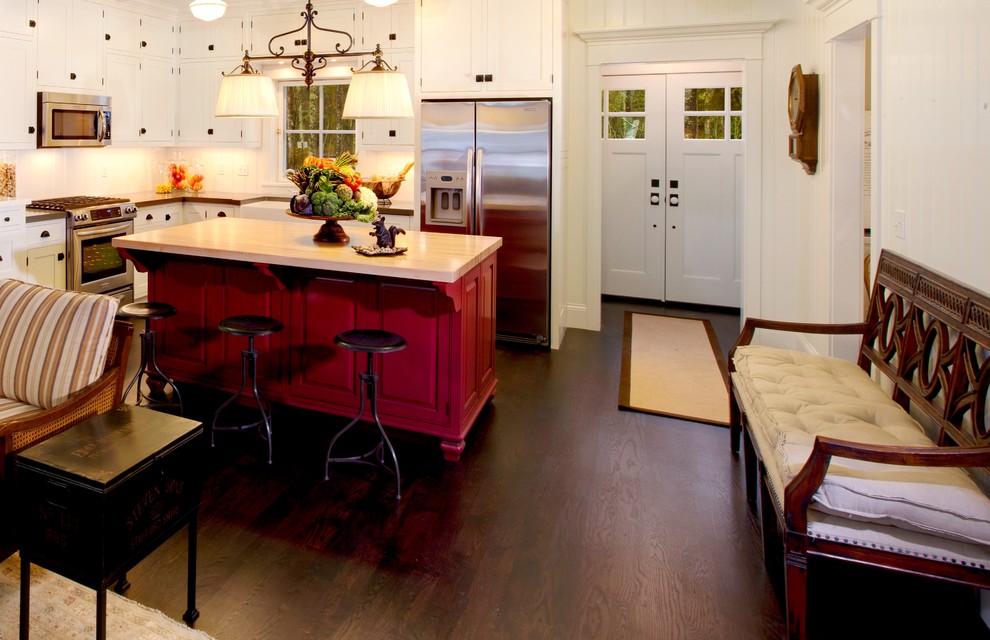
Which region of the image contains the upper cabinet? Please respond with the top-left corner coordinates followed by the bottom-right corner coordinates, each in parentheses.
top-left (105, 8), bottom-right (174, 60)
top-left (179, 16), bottom-right (244, 59)
top-left (0, 0), bottom-right (36, 39)
top-left (420, 0), bottom-right (552, 96)
top-left (36, 0), bottom-right (104, 92)
top-left (360, 2), bottom-right (413, 51)
top-left (0, 38), bottom-right (36, 148)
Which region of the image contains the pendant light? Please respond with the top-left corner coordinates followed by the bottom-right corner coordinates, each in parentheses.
top-left (189, 0), bottom-right (227, 22)
top-left (364, 0), bottom-right (399, 6)
top-left (215, 2), bottom-right (412, 120)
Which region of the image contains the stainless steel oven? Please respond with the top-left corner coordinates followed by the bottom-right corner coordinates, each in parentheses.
top-left (27, 196), bottom-right (137, 303)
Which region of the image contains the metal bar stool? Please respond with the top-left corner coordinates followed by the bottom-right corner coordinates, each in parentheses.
top-left (117, 302), bottom-right (183, 414)
top-left (211, 315), bottom-right (283, 465)
top-left (325, 329), bottom-right (407, 501)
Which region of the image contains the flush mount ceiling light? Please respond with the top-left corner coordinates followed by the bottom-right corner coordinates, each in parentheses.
top-left (215, 1), bottom-right (413, 119)
top-left (189, 0), bottom-right (226, 22)
top-left (364, 0), bottom-right (399, 6)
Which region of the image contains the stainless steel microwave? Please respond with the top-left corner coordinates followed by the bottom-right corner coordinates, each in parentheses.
top-left (37, 92), bottom-right (111, 148)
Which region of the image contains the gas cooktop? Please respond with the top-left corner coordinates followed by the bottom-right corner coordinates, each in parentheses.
top-left (27, 196), bottom-right (131, 211)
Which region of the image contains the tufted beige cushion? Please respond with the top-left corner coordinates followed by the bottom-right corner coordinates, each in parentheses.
top-left (0, 279), bottom-right (119, 410)
top-left (733, 344), bottom-right (990, 548)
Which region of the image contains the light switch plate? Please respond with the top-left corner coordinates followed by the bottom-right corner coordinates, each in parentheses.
top-left (894, 209), bottom-right (906, 239)
top-left (237, 165), bottom-right (248, 176)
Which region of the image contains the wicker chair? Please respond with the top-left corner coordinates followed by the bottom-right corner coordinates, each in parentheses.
top-left (0, 281), bottom-right (133, 561)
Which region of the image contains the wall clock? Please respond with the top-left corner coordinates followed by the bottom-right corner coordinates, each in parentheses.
top-left (787, 64), bottom-right (819, 175)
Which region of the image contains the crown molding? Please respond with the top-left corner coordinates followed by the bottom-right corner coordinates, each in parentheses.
top-left (575, 20), bottom-right (777, 44)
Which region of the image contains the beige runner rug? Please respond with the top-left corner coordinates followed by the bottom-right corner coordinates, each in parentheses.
top-left (619, 312), bottom-right (730, 426)
top-left (0, 553), bottom-right (215, 640)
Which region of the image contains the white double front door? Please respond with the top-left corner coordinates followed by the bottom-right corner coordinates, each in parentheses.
top-left (601, 71), bottom-right (744, 308)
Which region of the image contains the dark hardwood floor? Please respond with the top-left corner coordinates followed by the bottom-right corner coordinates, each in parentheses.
top-left (119, 300), bottom-right (989, 639)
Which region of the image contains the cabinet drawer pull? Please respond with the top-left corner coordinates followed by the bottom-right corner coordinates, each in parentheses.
top-left (165, 214), bottom-right (172, 221)
top-left (146, 213), bottom-right (154, 220)
top-left (217, 211), bottom-right (226, 217)
top-left (40, 230), bottom-right (50, 238)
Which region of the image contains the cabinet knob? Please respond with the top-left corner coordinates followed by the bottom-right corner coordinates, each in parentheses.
top-left (389, 130), bottom-right (396, 137)
top-left (294, 39), bottom-right (307, 46)
top-left (475, 74), bottom-right (484, 83)
top-left (29, 19), bottom-right (36, 27)
top-left (165, 214), bottom-right (172, 221)
top-left (389, 33), bottom-right (396, 41)
top-left (58, 253), bottom-right (65, 261)
top-left (140, 127), bottom-right (147, 134)
top-left (146, 213), bottom-right (154, 220)
top-left (105, 33), bottom-right (111, 41)
top-left (208, 128), bottom-right (214, 135)
top-left (217, 211), bottom-right (226, 218)
top-left (141, 40), bottom-right (147, 48)
top-left (40, 230), bottom-right (50, 238)
top-left (484, 74), bottom-right (493, 82)
top-left (208, 44), bottom-right (214, 51)
top-left (70, 72), bottom-right (77, 80)
top-left (3, 217), bottom-right (9, 222)
top-left (28, 126), bottom-right (35, 134)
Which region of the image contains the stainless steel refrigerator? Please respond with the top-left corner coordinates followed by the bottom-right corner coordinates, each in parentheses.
top-left (420, 100), bottom-right (551, 346)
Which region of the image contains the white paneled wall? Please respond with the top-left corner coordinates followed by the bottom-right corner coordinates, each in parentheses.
top-left (879, 0), bottom-right (990, 294)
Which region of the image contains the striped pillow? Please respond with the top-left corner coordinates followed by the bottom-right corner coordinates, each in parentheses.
top-left (0, 280), bottom-right (119, 409)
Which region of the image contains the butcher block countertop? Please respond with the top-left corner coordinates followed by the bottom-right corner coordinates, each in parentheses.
top-left (113, 217), bottom-right (501, 284)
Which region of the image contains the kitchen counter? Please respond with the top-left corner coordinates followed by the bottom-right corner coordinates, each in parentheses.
top-left (113, 217), bottom-right (500, 283)
top-left (113, 217), bottom-right (499, 461)
top-left (115, 191), bottom-right (414, 217)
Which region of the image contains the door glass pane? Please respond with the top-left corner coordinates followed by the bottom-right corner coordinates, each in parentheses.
top-left (607, 90), bottom-right (645, 113)
top-left (730, 87), bottom-right (743, 111)
top-left (608, 116), bottom-right (645, 139)
top-left (286, 86), bottom-right (320, 130)
top-left (730, 115), bottom-right (743, 140)
top-left (683, 116), bottom-right (725, 139)
top-left (684, 88), bottom-right (725, 111)
top-left (286, 133), bottom-right (319, 169)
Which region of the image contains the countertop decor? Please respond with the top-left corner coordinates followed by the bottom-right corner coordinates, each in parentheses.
top-left (284, 153), bottom-right (380, 243)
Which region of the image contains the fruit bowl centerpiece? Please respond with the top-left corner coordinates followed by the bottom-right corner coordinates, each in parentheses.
top-left (364, 162), bottom-right (414, 207)
top-left (285, 152), bottom-right (379, 244)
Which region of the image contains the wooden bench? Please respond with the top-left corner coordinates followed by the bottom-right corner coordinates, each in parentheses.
top-left (728, 250), bottom-right (990, 639)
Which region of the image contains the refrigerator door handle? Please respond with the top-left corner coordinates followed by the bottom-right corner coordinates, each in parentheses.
top-left (474, 147), bottom-right (484, 236)
top-left (466, 147), bottom-right (476, 235)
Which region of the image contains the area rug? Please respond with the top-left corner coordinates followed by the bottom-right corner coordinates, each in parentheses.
top-left (619, 312), bottom-right (730, 426)
top-left (0, 553), bottom-right (215, 640)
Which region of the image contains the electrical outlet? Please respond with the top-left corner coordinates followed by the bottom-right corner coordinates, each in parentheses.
top-left (237, 164), bottom-right (249, 176)
top-left (894, 209), bottom-right (906, 239)
top-left (218, 163), bottom-right (225, 175)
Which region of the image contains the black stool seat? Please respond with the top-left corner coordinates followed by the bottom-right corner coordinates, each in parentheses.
top-left (211, 314), bottom-right (282, 465)
top-left (334, 329), bottom-right (407, 353)
top-left (118, 301), bottom-right (177, 321)
top-left (119, 301), bottom-right (182, 415)
top-left (325, 329), bottom-right (407, 501)
top-left (219, 315), bottom-right (283, 337)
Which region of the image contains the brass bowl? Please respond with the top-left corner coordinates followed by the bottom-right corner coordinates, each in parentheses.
top-left (365, 178), bottom-right (404, 206)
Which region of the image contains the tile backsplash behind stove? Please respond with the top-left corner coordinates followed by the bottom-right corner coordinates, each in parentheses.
top-left (9, 146), bottom-right (266, 200)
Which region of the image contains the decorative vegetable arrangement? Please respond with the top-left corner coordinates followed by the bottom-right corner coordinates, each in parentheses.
top-left (285, 152), bottom-right (378, 223)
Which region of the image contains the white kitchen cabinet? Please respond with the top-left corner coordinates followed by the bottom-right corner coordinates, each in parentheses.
top-left (183, 202), bottom-right (237, 224)
top-left (36, 0), bottom-right (104, 92)
top-left (0, 0), bottom-right (37, 39)
top-left (0, 203), bottom-right (26, 281)
top-left (420, 0), bottom-right (552, 96)
top-left (0, 37), bottom-right (37, 148)
top-left (105, 55), bottom-right (174, 145)
top-left (360, 2), bottom-right (413, 51)
top-left (177, 60), bottom-right (243, 145)
top-left (179, 16), bottom-right (244, 59)
top-left (358, 50), bottom-right (415, 148)
top-left (22, 216), bottom-right (65, 290)
top-left (105, 8), bottom-right (174, 60)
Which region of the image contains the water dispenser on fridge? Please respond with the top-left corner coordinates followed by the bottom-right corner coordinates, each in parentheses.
top-left (424, 171), bottom-right (468, 228)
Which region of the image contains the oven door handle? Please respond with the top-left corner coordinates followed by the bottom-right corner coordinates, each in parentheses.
top-left (73, 220), bottom-right (133, 239)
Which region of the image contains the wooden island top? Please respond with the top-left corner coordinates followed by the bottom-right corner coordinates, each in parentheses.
top-left (113, 217), bottom-right (501, 284)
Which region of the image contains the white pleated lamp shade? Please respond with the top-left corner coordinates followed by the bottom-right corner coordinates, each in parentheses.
top-left (215, 72), bottom-right (279, 118)
top-left (189, 0), bottom-right (227, 22)
top-left (364, 0), bottom-right (399, 6)
top-left (342, 69), bottom-right (414, 119)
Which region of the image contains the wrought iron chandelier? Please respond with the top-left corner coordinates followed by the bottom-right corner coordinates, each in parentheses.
top-left (215, 1), bottom-right (413, 119)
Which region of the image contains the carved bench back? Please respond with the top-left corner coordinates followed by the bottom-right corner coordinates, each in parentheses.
top-left (862, 250), bottom-right (990, 454)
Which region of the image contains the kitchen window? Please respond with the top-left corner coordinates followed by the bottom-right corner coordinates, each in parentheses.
top-left (281, 81), bottom-right (356, 171)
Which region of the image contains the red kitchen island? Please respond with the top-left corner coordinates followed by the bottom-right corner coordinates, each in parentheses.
top-left (113, 217), bottom-right (500, 461)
